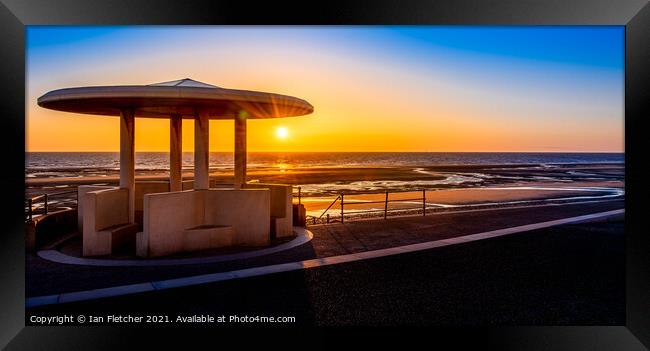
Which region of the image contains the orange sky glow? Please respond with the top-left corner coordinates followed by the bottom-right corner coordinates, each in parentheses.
top-left (26, 27), bottom-right (624, 153)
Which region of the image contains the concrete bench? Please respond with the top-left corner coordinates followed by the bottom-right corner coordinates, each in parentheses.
top-left (97, 223), bottom-right (138, 249)
top-left (84, 223), bottom-right (138, 256)
top-left (182, 225), bottom-right (234, 252)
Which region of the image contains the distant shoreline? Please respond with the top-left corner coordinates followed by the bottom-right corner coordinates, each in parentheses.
top-left (26, 151), bottom-right (625, 153)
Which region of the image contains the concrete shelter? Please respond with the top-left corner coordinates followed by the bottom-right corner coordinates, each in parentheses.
top-left (38, 79), bottom-right (313, 257)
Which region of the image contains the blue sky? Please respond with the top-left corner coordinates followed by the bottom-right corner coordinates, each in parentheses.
top-left (26, 26), bottom-right (624, 152)
top-left (27, 25), bottom-right (624, 69)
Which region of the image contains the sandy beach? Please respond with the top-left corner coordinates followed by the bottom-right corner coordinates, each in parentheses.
top-left (26, 163), bottom-right (625, 218)
top-left (26, 163), bottom-right (624, 189)
top-left (26, 167), bottom-right (447, 187)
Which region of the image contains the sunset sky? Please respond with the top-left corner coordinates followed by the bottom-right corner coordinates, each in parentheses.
top-left (26, 26), bottom-right (624, 152)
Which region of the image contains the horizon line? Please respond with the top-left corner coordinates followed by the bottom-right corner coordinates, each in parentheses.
top-left (25, 150), bottom-right (625, 154)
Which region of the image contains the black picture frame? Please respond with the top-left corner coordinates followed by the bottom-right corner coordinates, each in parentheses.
top-left (1, 0), bottom-right (648, 349)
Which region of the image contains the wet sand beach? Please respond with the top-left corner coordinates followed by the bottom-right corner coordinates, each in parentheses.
top-left (26, 163), bottom-right (624, 218)
top-left (301, 186), bottom-right (623, 217)
top-left (26, 163), bottom-right (623, 191)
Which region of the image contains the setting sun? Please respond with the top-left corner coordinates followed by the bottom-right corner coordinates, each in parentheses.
top-left (276, 127), bottom-right (289, 140)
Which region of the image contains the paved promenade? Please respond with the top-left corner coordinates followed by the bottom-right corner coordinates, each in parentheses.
top-left (28, 218), bottom-right (624, 325)
top-left (26, 199), bottom-right (624, 297)
top-left (308, 200), bottom-right (624, 256)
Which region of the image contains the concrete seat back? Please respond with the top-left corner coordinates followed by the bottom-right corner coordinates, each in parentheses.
top-left (140, 188), bottom-right (271, 257)
top-left (244, 183), bottom-right (292, 218)
top-left (244, 183), bottom-right (294, 238)
top-left (89, 188), bottom-right (129, 231)
top-left (82, 187), bottom-right (130, 256)
top-left (77, 185), bottom-right (117, 232)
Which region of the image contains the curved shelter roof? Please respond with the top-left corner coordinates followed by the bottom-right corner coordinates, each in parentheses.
top-left (37, 78), bottom-right (314, 119)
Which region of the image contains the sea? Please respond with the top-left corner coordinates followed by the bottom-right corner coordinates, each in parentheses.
top-left (25, 152), bottom-right (625, 216)
top-left (25, 152), bottom-right (624, 179)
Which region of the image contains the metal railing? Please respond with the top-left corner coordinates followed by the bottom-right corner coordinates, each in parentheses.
top-left (25, 185), bottom-right (431, 223)
top-left (25, 190), bottom-right (77, 222)
top-left (294, 188), bottom-right (430, 225)
top-left (29, 186), bottom-right (425, 224)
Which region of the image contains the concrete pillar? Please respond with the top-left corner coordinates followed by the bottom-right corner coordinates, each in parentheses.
top-left (194, 108), bottom-right (210, 190)
top-left (119, 108), bottom-right (135, 222)
top-left (234, 113), bottom-right (247, 189)
top-left (169, 114), bottom-right (183, 192)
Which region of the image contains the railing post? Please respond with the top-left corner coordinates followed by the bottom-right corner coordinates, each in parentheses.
top-left (44, 194), bottom-right (49, 215)
top-left (313, 217), bottom-right (316, 225)
top-left (384, 190), bottom-right (389, 220)
top-left (28, 198), bottom-right (33, 221)
top-left (298, 187), bottom-right (301, 205)
top-left (326, 213), bottom-right (330, 224)
top-left (422, 189), bottom-right (426, 216)
top-left (340, 193), bottom-right (344, 223)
